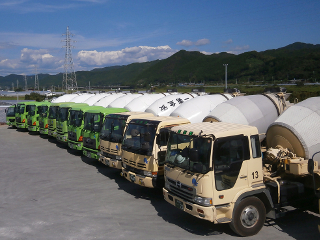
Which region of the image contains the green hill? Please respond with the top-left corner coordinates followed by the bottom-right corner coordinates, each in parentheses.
top-left (1, 42), bottom-right (320, 90)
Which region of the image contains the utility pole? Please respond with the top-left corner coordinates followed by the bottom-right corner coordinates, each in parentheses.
top-left (223, 64), bottom-right (228, 91)
top-left (62, 26), bottom-right (78, 92)
top-left (12, 82), bottom-right (14, 91)
top-left (16, 79), bottom-right (19, 89)
top-left (34, 66), bottom-right (39, 91)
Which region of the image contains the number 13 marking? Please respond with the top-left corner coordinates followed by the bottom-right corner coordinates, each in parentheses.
top-left (252, 171), bottom-right (259, 179)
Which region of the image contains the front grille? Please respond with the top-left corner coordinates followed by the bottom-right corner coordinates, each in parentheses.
top-left (27, 119), bottom-right (32, 125)
top-left (123, 157), bottom-right (146, 169)
top-left (9, 119), bottom-right (15, 122)
top-left (39, 121), bottom-right (44, 128)
top-left (83, 137), bottom-right (96, 149)
top-left (15, 117), bottom-right (21, 123)
top-left (123, 162), bottom-right (145, 176)
top-left (68, 131), bottom-right (77, 141)
top-left (166, 177), bottom-right (195, 202)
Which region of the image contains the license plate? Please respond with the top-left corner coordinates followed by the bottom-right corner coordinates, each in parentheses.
top-left (129, 174), bottom-right (135, 182)
top-left (69, 144), bottom-right (73, 148)
top-left (175, 199), bottom-right (184, 210)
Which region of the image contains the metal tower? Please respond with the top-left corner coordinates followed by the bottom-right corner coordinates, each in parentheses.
top-left (34, 66), bottom-right (39, 91)
top-left (24, 75), bottom-right (27, 91)
top-left (62, 26), bottom-right (78, 92)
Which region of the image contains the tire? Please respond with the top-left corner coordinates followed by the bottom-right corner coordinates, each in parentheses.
top-left (229, 196), bottom-right (266, 237)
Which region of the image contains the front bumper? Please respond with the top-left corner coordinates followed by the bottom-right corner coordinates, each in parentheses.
top-left (48, 129), bottom-right (57, 137)
top-left (39, 128), bottom-right (48, 135)
top-left (56, 133), bottom-right (68, 143)
top-left (28, 125), bottom-right (38, 132)
top-left (121, 168), bottom-right (157, 188)
top-left (68, 141), bottom-right (83, 151)
top-left (16, 123), bottom-right (26, 129)
top-left (163, 188), bottom-right (217, 222)
top-left (83, 148), bottom-right (99, 159)
top-left (99, 155), bottom-right (122, 169)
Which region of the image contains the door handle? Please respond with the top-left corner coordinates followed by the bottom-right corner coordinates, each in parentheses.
top-left (240, 175), bottom-right (247, 179)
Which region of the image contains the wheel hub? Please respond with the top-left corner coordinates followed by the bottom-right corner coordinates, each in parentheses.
top-left (240, 205), bottom-right (259, 228)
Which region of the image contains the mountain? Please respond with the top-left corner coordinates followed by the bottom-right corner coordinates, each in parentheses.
top-left (1, 42), bottom-right (320, 90)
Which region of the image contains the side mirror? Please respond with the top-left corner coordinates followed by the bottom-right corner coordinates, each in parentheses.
top-left (308, 159), bottom-right (315, 174)
top-left (5, 108), bottom-right (7, 113)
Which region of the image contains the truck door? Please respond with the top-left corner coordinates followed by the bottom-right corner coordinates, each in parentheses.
top-left (212, 135), bottom-right (250, 204)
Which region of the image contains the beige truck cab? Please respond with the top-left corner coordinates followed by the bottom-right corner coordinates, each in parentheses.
top-left (121, 116), bottom-right (190, 188)
top-left (98, 112), bottom-right (154, 168)
top-left (163, 122), bottom-right (266, 236)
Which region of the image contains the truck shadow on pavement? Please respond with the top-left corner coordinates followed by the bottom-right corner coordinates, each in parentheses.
top-left (265, 209), bottom-right (320, 240)
top-left (79, 155), bottom-right (235, 237)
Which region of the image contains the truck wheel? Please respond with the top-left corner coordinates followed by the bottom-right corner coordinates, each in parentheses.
top-left (229, 196), bottom-right (266, 237)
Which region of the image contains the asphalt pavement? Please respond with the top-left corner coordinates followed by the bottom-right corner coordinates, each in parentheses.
top-left (0, 125), bottom-right (320, 240)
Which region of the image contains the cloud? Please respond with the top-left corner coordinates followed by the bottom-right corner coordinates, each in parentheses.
top-left (224, 39), bottom-right (233, 44)
top-left (227, 45), bottom-right (250, 54)
top-left (195, 39), bottom-right (210, 46)
top-left (0, 0), bottom-right (106, 13)
top-left (176, 40), bottom-right (193, 47)
top-left (77, 45), bottom-right (177, 66)
top-left (176, 38), bottom-right (210, 47)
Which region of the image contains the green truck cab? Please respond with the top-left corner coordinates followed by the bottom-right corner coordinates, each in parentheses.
top-left (39, 102), bottom-right (52, 135)
top-left (5, 104), bottom-right (17, 127)
top-left (27, 102), bottom-right (50, 132)
top-left (68, 105), bottom-right (94, 151)
top-left (82, 107), bottom-right (128, 159)
top-left (48, 102), bottom-right (70, 137)
top-left (15, 101), bottom-right (36, 129)
top-left (56, 103), bottom-right (89, 143)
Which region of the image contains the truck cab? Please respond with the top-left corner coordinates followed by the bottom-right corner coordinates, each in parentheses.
top-left (68, 105), bottom-right (93, 150)
top-left (163, 122), bottom-right (265, 236)
top-left (82, 107), bottom-right (128, 159)
top-left (27, 102), bottom-right (50, 132)
top-left (6, 104), bottom-right (17, 127)
top-left (99, 112), bottom-right (154, 168)
top-left (121, 116), bottom-right (190, 188)
top-left (56, 103), bottom-right (88, 143)
top-left (39, 102), bottom-right (52, 135)
top-left (48, 102), bottom-right (70, 137)
top-left (15, 102), bottom-right (35, 129)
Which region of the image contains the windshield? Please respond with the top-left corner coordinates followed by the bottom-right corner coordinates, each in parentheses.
top-left (6, 107), bottom-right (15, 116)
top-left (17, 104), bottom-right (25, 114)
top-left (40, 106), bottom-right (49, 117)
top-left (48, 106), bottom-right (58, 119)
top-left (165, 132), bottom-right (212, 174)
top-left (29, 105), bottom-right (37, 116)
top-left (122, 122), bottom-right (158, 156)
top-left (100, 116), bottom-right (129, 143)
top-left (83, 112), bottom-right (103, 132)
top-left (69, 110), bottom-right (84, 127)
top-left (57, 107), bottom-right (69, 122)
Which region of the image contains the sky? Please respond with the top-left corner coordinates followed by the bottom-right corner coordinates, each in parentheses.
top-left (0, 0), bottom-right (319, 77)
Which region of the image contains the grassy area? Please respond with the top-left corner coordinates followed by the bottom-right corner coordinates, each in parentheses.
top-left (0, 96), bottom-right (25, 101)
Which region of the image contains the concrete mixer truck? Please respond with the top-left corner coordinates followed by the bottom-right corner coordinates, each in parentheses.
top-left (98, 112), bottom-right (154, 168)
top-left (162, 97), bottom-right (320, 237)
top-left (121, 116), bottom-right (190, 188)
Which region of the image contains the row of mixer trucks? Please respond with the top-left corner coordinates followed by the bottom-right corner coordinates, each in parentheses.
top-left (5, 91), bottom-right (320, 237)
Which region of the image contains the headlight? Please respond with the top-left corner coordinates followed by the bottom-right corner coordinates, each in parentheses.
top-left (194, 196), bottom-right (213, 206)
top-left (115, 155), bottom-right (122, 160)
top-left (143, 171), bottom-right (152, 177)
